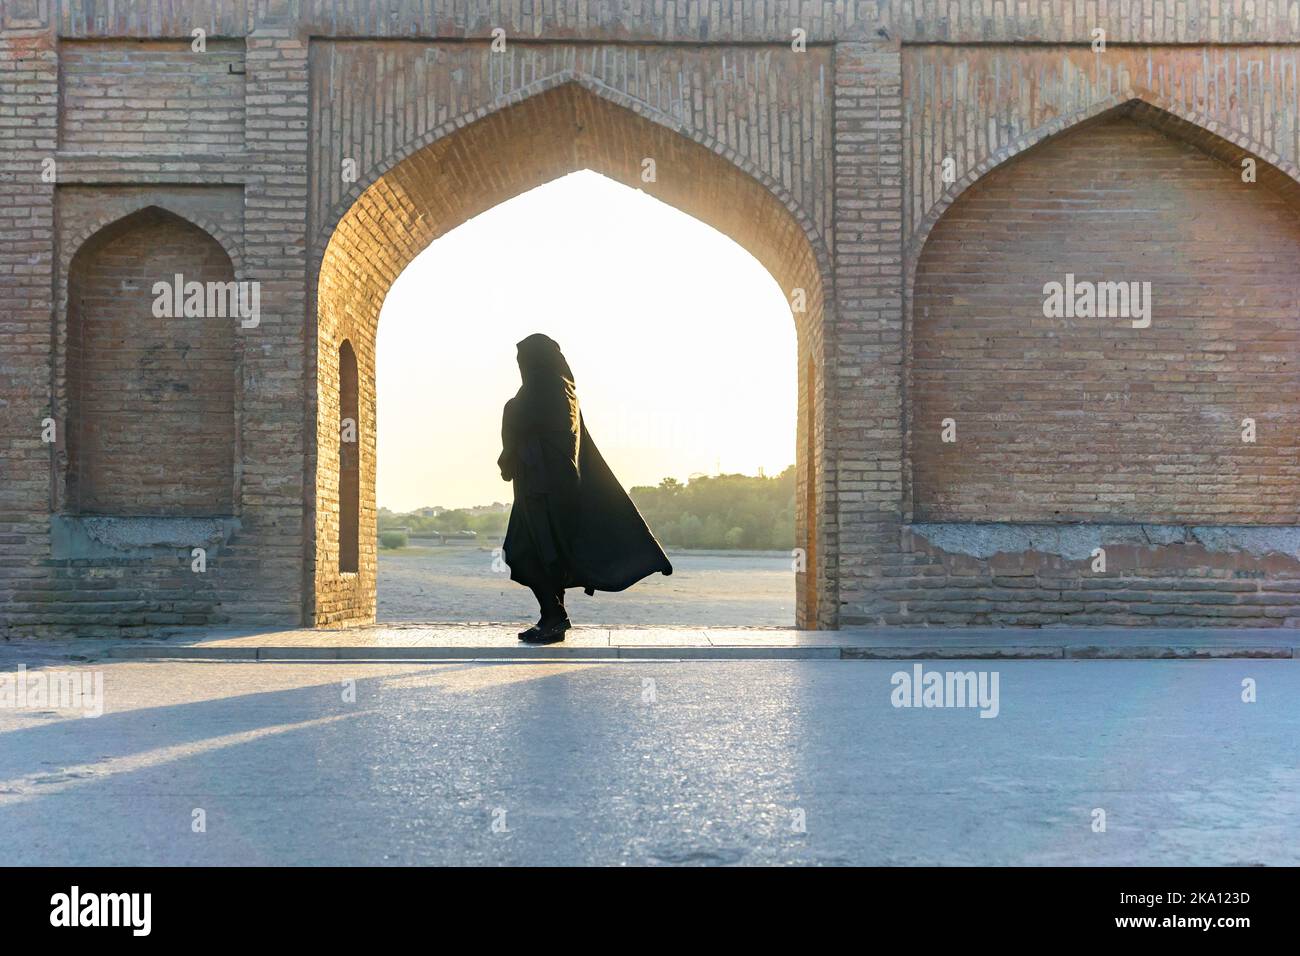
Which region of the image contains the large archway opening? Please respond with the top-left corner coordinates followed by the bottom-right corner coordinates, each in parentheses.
top-left (312, 81), bottom-right (830, 629)
top-left (372, 169), bottom-right (797, 626)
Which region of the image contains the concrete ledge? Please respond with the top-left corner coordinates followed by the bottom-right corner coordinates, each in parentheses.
top-left (907, 521), bottom-right (1300, 561)
top-left (3, 642), bottom-right (1292, 663)
top-left (842, 645), bottom-right (1064, 660)
top-left (49, 514), bottom-right (240, 560)
top-left (106, 645), bottom-right (260, 660)
top-left (1064, 644), bottom-right (1294, 659)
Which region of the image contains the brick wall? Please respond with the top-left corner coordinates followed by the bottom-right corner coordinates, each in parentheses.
top-left (887, 526), bottom-right (1300, 627)
top-left (59, 39), bottom-right (245, 153)
top-left (913, 116), bottom-right (1300, 525)
top-left (832, 41), bottom-right (906, 629)
top-left (902, 44), bottom-right (1300, 243)
top-left (1, 1), bottom-right (1298, 635)
top-left (52, 0), bottom-right (1300, 45)
top-left (0, 15), bottom-right (59, 636)
top-left (66, 207), bottom-right (238, 515)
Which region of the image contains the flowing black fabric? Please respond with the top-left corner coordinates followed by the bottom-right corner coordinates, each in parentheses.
top-left (498, 333), bottom-right (672, 596)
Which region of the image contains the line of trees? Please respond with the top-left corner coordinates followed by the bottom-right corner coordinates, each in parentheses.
top-left (378, 507), bottom-right (509, 538)
top-left (378, 465), bottom-right (795, 551)
top-left (629, 466), bottom-right (794, 551)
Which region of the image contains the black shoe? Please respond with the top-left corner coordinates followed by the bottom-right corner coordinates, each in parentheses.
top-left (520, 618), bottom-right (570, 644)
top-left (518, 617), bottom-right (570, 640)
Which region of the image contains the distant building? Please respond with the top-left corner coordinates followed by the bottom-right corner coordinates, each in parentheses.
top-left (406, 529), bottom-right (478, 545)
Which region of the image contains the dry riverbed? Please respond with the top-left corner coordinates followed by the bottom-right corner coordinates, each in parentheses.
top-left (378, 546), bottom-right (794, 626)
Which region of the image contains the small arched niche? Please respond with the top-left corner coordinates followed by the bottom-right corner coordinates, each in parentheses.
top-left (338, 339), bottom-right (360, 574)
top-left (66, 206), bottom-right (238, 516)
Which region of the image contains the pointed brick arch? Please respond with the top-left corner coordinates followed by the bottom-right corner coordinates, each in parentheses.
top-left (903, 94), bottom-right (1300, 517)
top-left (310, 78), bottom-right (833, 627)
top-left (906, 99), bottom-right (1300, 525)
top-left (64, 205), bottom-right (240, 515)
top-left (906, 93), bottom-right (1300, 275)
top-left (61, 203), bottom-right (245, 282)
top-left (314, 73), bottom-right (830, 283)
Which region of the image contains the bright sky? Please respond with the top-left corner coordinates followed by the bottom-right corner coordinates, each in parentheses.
top-left (376, 170), bottom-right (796, 512)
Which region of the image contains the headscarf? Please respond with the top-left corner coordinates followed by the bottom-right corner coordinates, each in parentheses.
top-left (516, 333), bottom-right (575, 385)
top-left (510, 333), bottom-right (579, 434)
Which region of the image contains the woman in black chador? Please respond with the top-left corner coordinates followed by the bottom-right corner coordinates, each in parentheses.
top-left (498, 333), bottom-right (672, 643)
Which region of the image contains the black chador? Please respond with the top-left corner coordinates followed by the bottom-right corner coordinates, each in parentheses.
top-left (498, 333), bottom-right (672, 643)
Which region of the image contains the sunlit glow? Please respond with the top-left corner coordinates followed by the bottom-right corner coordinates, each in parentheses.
top-left (379, 662), bottom-right (607, 694)
top-left (376, 170), bottom-right (795, 512)
top-left (0, 710), bottom-right (353, 806)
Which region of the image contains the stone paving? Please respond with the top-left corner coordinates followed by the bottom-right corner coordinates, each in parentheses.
top-left (4, 624), bottom-right (1297, 662)
top-left (2, 658), bottom-right (1297, 865)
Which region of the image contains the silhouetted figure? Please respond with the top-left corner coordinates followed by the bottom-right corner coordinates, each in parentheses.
top-left (499, 334), bottom-right (672, 643)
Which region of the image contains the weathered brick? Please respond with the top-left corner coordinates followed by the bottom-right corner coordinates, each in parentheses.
top-left (1, 2), bottom-right (1298, 636)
